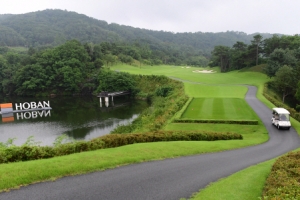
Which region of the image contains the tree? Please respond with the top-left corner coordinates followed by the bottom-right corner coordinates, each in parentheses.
top-left (96, 69), bottom-right (137, 94)
top-left (0, 57), bottom-right (7, 93)
top-left (230, 41), bottom-right (248, 70)
top-left (14, 64), bottom-right (47, 95)
top-left (264, 48), bottom-right (298, 78)
top-left (211, 45), bottom-right (231, 72)
top-left (272, 65), bottom-right (297, 103)
top-left (103, 54), bottom-right (117, 67)
top-left (296, 81), bottom-right (300, 102)
top-left (263, 34), bottom-right (281, 57)
top-left (251, 34), bottom-right (263, 66)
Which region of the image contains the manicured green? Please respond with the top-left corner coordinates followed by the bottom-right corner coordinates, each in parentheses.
top-left (184, 83), bottom-right (247, 98)
top-left (181, 98), bottom-right (258, 120)
top-left (111, 65), bottom-right (268, 85)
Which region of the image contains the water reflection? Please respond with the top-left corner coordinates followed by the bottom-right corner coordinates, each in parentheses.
top-left (0, 96), bottom-right (149, 146)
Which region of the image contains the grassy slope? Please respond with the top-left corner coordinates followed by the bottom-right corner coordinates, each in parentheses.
top-left (190, 159), bottom-right (276, 200)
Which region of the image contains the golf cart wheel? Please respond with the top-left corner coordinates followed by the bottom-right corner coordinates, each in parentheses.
top-left (277, 125), bottom-right (280, 130)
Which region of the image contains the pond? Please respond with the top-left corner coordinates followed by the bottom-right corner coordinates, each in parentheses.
top-left (0, 95), bottom-right (149, 146)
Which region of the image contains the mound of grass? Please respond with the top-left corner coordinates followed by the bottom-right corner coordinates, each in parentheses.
top-left (181, 98), bottom-right (258, 120)
top-left (238, 64), bottom-right (267, 73)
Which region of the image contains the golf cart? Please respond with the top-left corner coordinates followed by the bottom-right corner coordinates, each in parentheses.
top-left (271, 108), bottom-right (291, 130)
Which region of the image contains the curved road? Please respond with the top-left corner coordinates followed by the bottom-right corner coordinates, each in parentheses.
top-left (1, 86), bottom-right (300, 200)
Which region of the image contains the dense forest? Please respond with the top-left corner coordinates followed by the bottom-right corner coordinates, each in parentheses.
top-left (0, 9), bottom-right (277, 66)
top-left (210, 34), bottom-right (300, 107)
top-left (0, 40), bottom-right (142, 96)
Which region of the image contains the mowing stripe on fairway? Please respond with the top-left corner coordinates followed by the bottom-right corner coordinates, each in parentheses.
top-left (182, 98), bottom-right (258, 120)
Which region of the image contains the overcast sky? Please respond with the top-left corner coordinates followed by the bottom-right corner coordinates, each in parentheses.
top-left (0, 0), bottom-right (299, 35)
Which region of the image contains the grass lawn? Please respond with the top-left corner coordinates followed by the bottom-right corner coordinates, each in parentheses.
top-left (110, 64), bottom-right (267, 86)
top-left (189, 159), bottom-right (275, 200)
top-left (183, 82), bottom-right (248, 98)
top-left (181, 98), bottom-right (258, 120)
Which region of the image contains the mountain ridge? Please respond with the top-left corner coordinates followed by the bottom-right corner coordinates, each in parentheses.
top-left (0, 9), bottom-right (278, 54)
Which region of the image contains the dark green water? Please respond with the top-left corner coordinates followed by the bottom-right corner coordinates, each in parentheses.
top-left (0, 95), bottom-right (149, 146)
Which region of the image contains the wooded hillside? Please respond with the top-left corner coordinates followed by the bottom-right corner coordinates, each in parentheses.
top-left (0, 9), bottom-right (276, 55)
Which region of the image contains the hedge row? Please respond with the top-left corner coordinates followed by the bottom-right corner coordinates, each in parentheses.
top-left (0, 130), bottom-right (242, 164)
top-left (263, 85), bottom-right (300, 122)
top-left (96, 130), bottom-right (243, 148)
top-left (173, 119), bottom-right (259, 125)
top-left (262, 151), bottom-right (300, 199)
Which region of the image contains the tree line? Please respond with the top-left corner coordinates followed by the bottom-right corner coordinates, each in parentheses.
top-left (210, 34), bottom-right (300, 106)
top-left (0, 39), bottom-right (208, 96)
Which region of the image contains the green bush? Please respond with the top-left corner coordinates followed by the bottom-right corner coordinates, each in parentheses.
top-left (95, 130), bottom-right (243, 148)
top-left (155, 85), bottom-right (173, 97)
top-left (262, 151), bottom-right (300, 200)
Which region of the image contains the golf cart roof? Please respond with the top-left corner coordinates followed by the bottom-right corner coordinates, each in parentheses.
top-left (272, 108), bottom-right (290, 114)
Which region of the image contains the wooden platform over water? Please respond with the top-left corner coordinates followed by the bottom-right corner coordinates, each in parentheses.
top-left (97, 91), bottom-right (130, 98)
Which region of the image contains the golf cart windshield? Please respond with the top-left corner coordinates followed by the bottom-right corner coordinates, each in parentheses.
top-left (279, 114), bottom-right (289, 121)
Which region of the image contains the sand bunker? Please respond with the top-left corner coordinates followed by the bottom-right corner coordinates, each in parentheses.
top-left (192, 69), bottom-right (216, 73)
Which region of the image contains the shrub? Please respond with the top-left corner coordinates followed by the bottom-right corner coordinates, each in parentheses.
top-left (155, 85), bottom-right (173, 97)
top-left (262, 151), bottom-right (300, 199)
top-left (173, 119), bottom-right (258, 125)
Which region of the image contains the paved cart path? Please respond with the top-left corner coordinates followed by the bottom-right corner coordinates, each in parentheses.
top-left (1, 85), bottom-right (300, 200)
